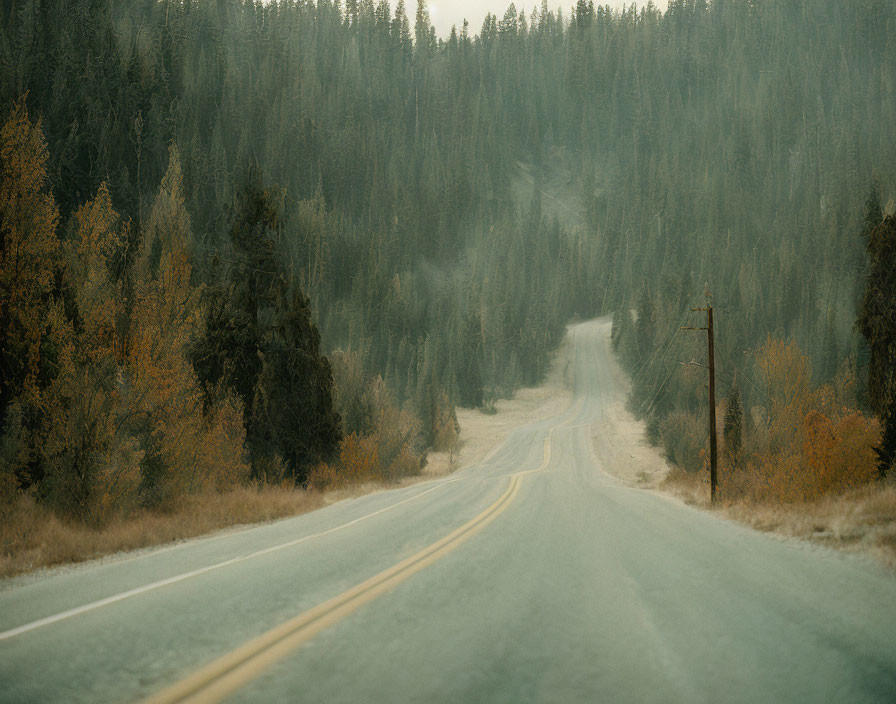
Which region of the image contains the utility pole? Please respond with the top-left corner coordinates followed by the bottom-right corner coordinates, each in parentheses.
top-left (682, 294), bottom-right (718, 503)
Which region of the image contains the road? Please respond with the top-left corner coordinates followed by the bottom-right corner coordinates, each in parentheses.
top-left (2, 319), bottom-right (896, 703)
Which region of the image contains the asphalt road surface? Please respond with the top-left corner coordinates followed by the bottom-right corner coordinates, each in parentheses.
top-left (2, 319), bottom-right (895, 703)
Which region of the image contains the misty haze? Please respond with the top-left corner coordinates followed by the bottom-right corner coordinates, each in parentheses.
top-left (425, 1), bottom-right (670, 37)
top-left (1, 1), bottom-right (895, 703)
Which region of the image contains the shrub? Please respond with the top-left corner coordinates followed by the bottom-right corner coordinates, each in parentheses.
top-left (431, 391), bottom-right (459, 452)
top-left (660, 410), bottom-right (705, 473)
top-left (327, 352), bottom-right (425, 487)
top-left (308, 433), bottom-right (379, 490)
top-left (719, 402), bottom-right (880, 504)
top-left (196, 393), bottom-right (251, 492)
top-left (797, 410), bottom-right (880, 500)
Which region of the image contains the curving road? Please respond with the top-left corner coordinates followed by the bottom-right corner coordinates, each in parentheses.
top-left (2, 319), bottom-right (896, 703)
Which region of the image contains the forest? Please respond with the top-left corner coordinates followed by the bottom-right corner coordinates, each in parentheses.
top-left (1, 0), bottom-right (895, 530)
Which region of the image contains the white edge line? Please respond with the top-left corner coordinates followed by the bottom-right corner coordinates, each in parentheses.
top-left (0, 478), bottom-right (461, 642)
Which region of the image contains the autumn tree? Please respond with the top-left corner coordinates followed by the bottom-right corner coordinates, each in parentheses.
top-left (39, 184), bottom-right (139, 521)
top-left (128, 146), bottom-right (248, 505)
top-left (734, 338), bottom-right (881, 502)
top-left (755, 336), bottom-right (814, 455)
top-left (0, 99), bottom-right (61, 489)
top-left (318, 350), bottom-right (424, 489)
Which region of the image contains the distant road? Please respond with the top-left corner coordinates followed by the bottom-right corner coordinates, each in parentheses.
top-left (2, 319), bottom-right (896, 703)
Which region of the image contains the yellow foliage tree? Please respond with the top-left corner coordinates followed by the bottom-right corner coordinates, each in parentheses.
top-left (1, 110), bottom-right (248, 521)
top-left (0, 99), bottom-right (61, 485)
top-left (726, 338), bottom-right (881, 504)
top-left (41, 184), bottom-right (142, 522)
top-left (68, 183), bottom-right (124, 363)
top-left (308, 433), bottom-right (379, 490)
top-left (755, 336), bottom-right (813, 455)
top-left (799, 411), bottom-right (880, 499)
top-left (0, 99), bottom-right (59, 421)
top-left (127, 146), bottom-right (248, 503)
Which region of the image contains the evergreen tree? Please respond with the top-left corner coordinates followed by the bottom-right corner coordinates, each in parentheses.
top-left (193, 170), bottom-right (282, 429)
top-left (857, 215), bottom-right (896, 478)
top-left (723, 381), bottom-right (743, 465)
top-left (253, 288), bottom-right (341, 483)
top-left (611, 307), bottom-right (623, 351)
top-left (635, 286), bottom-right (654, 362)
top-left (854, 186), bottom-right (884, 408)
top-left (193, 169), bottom-right (340, 482)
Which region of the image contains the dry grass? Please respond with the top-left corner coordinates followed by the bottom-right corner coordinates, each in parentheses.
top-left (660, 467), bottom-right (896, 569)
top-left (659, 466), bottom-right (713, 509)
top-left (724, 483), bottom-right (896, 569)
top-left (0, 486), bottom-right (324, 579)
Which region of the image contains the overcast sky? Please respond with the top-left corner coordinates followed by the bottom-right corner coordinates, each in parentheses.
top-left (427, 1), bottom-right (669, 37)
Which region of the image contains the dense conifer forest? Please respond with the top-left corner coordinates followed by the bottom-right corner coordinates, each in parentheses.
top-left (1, 0), bottom-right (895, 522)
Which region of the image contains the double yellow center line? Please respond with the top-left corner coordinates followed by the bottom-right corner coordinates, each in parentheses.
top-left (146, 476), bottom-right (523, 704)
top-left (146, 399), bottom-right (581, 704)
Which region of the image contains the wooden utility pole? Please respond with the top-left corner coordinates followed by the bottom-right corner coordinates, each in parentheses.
top-left (706, 305), bottom-right (717, 503)
top-left (682, 296), bottom-right (718, 503)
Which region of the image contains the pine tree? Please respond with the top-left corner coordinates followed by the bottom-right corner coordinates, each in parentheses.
top-left (723, 381), bottom-right (743, 465)
top-left (192, 169), bottom-right (282, 426)
top-left (611, 307), bottom-right (623, 350)
top-left (194, 169), bottom-right (339, 482)
top-left (253, 287), bottom-right (341, 484)
top-left (414, 0), bottom-right (431, 51)
top-left (854, 186), bottom-right (884, 409)
top-left (858, 215), bottom-right (896, 478)
top-left (635, 286), bottom-right (654, 362)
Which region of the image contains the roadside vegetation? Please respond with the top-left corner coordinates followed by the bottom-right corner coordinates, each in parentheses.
top-left (661, 469), bottom-right (896, 569)
top-left (0, 486), bottom-right (323, 579)
top-left (622, 248), bottom-right (896, 566)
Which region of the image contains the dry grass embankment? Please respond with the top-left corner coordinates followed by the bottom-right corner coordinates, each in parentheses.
top-left (0, 486), bottom-right (323, 580)
top-left (661, 468), bottom-right (896, 569)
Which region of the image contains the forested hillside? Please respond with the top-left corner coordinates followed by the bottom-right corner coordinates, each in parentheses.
top-left (1, 0), bottom-right (895, 524)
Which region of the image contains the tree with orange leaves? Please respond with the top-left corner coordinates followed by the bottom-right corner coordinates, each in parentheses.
top-left (38, 183), bottom-right (135, 520)
top-left (126, 146), bottom-right (248, 505)
top-left (734, 337), bottom-right (882, 504)
top-left (754, 336), bottom-right (813, 456)
top-left (0, 99), bottom-right (61, 489)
